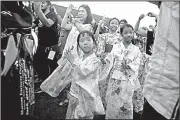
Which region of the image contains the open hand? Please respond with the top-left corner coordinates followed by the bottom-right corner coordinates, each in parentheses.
top-left (66, 4), bottom-right (74, 13)
top-left (64, 46), bottom-right (74, 64)
top-left (34, 2), bottom-right (41, 8)
top-left (98, 16), bottom-right (107, 26)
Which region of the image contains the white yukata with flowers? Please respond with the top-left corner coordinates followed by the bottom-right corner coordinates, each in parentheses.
top-left (66, 53), bottom-right (105, 119)
top-left (96, 32), bottom-right (122, 109)
top-left (104, 42), bottom-right (141, 119)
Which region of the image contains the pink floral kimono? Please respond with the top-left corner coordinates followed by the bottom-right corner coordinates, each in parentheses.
top-left (101, 42), bottom-right (141, 119)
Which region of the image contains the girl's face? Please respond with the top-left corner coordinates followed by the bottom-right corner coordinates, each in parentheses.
top-left (120, 21), bottom-right (125, 27)
top-left (79, 33), bottom-right (94, 53)
top-left (109, 19), bottom-right (119, 32)
top-left (122, 26), bottom-right (134, 43)
top-left (41, 1), bottom-right (48, 10)
top-left (78, 7), bottom-right (88, 23)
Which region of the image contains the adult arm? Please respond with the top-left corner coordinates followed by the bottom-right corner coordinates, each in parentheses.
top-left (134, 14), bottom-right (147, 37)
top-left (94, 16), bottom-right (106, 40)
top-left (61, 11), bottom-right (73, 30)
top-left (61, 4), bottom-right (74, 30)
top-left (34, 2), bottom-right (54, 27)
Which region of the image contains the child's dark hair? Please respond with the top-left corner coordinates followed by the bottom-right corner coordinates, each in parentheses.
top-left (109, 17), bottom-right (120, 25)
top-left (77, 30), bottom-right (97, 46)
top-left (120, 19), bottom-right (128, 24)
top-left (120, 23), bottom-right (134, 34)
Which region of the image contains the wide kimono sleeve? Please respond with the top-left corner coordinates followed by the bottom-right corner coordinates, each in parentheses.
top-left (99, 44), bottom-right (116, 82)
top-left (73, 57), bottom-right (105, 115)
top-left (40, 58), bottom-right (73, 97)
top-left (128, 48), bottom-right (141, 73)
top-left (127, 47), bottom-right (141, 90)
top-left (96, 33), bottom-right (107, 57)
top-left (72, 58), bottom-right (100, 80)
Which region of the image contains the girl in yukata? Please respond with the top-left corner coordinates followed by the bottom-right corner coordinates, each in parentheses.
top-left (40, 4), bottom-right (94, 106)
top-left (41, 31), bottom-right (105, 119)
top-left (95, 17), bottom-right (121, 61)
top-left (95, 17), bottom-right (121, 110)
top-left (64, 30), bottom-right (105, 119)
top-left (103, 24), bottom-right (141, 119)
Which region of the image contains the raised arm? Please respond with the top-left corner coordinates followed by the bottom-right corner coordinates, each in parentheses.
top-left (61, 4), bottom-right (73, 30)
top-left (94, 16), bottom-right (107, 40)
top-left (134, 14), bottom-right (145, 32)
top-left (52, 5), bottom-right (62, 25)
top-left (147, 12), bottom-right (159, 25)
top-left (34, 2), bottom-right (54, 28)
top-left (134, 14), bottom-right (148, 37)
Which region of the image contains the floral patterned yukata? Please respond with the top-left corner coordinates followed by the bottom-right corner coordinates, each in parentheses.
top-left (96, 32), bottom-right (121, 110)
top-left (96, 32), bottom-right (121, 60)
top-left (41, 53), bottom-right (105, 119)
top-left (104, 42), bottom-right (141, 119)
top-left (66, 53), bottom-right (105, 119)
top-left (132, 53), bottom-right (150, 113)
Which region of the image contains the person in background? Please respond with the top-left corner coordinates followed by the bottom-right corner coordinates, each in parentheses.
top-left (95, 17), bottom-right (121, 61)
top-left (117, 19), bottom-right (127, 34)
top-left (101, 24), bottom-right (141, 119)
top-left (51, 5), bottom-right (62, 33)
top-left (141, 2), bottom-right (179, 120)
top-left (95, 17), bottom-right (121, 110)
top-left (119, 19), bottom-right (128, 28)
top-left (59, 4), bottom-right (93, 61)
top-left (33, 1), bottom-right (59, 84)
top-left (134, 12), bottom-right (158, 55)
top-left (50, 5), bottom-right (64, 62)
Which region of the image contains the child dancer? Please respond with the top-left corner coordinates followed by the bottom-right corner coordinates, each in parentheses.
top-left (95, 17), bottom-right (121, 110)
top-left (41, 30), bottom-right (104, 119)
top-left (104, 24), bottom-right (141, 119)
top-left (95, 17), bottom-right (121, 60)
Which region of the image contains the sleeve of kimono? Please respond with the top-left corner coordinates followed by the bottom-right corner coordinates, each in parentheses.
top-left (99, 44), bottom-right (116, 78)
top-left (127, 48), bottom-right (141, 74)
top-left (96, 33), bottom-right (106, 56)
top-left (72, 59), bottom-right (100, 79)
top-left (127, 48), bottom-right (141, 88)
top-left (105, 43), bottom-right (116, 64)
